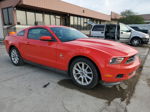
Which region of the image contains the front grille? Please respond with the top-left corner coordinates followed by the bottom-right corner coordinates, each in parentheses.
top-left (126, 55), bottom-right (135, 64)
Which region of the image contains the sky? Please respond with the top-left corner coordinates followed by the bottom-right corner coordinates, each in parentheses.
top-left (62, 0), bottom-right (150, 15)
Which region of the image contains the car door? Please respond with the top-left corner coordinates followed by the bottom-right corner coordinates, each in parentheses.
top-left (119, 23), bottom-right (131, 43)
top-left (91, 25), bottom-right (105, 38)
top-left (24, 27), bottom-right (58, 67)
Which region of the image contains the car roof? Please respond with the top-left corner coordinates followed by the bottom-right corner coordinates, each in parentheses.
top-left (29, 25), bottom-right (68, 28)
top-left (16, 25), bottom-right (68, 33)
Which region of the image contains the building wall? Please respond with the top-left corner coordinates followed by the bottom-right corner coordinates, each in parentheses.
top-left (21, 0), bottom-right (110, 21)
top-left (14, 8), bottom-right (101, 35)
top-left (0, 0), bottom-right (122, 38)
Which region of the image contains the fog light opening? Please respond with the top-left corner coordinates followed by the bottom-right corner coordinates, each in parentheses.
top-left (116, 74), bottom-right (124, 78)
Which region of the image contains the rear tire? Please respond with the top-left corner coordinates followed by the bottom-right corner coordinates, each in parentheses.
top-left (9, 47), bottom-right (24, 66)
top-left (131, 38), bottom-right (142, 46)
top-left (69, 58), bottom-right (99, 89)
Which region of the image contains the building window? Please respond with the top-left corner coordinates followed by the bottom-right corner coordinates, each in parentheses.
top-left (44, 14), bottom-right (50, 25)
top-left (51, 15), bottom-right (56, 25)
top-left (16, 10), bottom-right (27, 25)
top-left (77, 17), bottom-right (81, 30)
top-left (83, 18), bottom-right (87, 30)
top-left (80, 17), bottom-right (84, 30)
top-left (74, 16), bottom-right (77, 29)
top-left (70, 16), bottom-right (74, 27)
top-left (69, 15), bottom-right (94, 31)
top-left (56, 16), bottom-right (61, 25)
top-left (35, 13), bottom-right (43, 22)
top-left (60, 16), bottom-right (65, 25)
top-left (27, 11), bottom-right (35, 25)
top-left (2, 7), bottom-right (14, 25)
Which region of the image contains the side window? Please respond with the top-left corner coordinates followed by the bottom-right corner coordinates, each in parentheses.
top-left (120, 23), bottom-right (130, 32)
top-left (28, 28), bottom-right (52, 40)
top-left (92, 25), bottom-right (104, 31)
top-left (17, 30), bottom-right (25, 36)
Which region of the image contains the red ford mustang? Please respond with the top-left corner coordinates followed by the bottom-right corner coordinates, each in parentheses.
top-left (4, 26), bottom-right (140, 89)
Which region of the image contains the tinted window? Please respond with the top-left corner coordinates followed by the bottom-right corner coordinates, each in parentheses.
top-left (28, 28), bottom-right (52, 40)
top-left (50, 27), bottom-right (88, 42)
top-left (2, 7), bottom-right (14, 25)
top-left (92, 25), bottom-right (104, 31)
top-left (2, 8), bottom-right (9, 25)
top-left (131, 27), bottom-right (139, 30)
top-left (8, 8), bottom-right (14, 25)
top-left (17, 30), bottom-right (25, 36)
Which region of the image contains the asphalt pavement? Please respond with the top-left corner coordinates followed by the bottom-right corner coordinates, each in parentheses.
top-left (0, 44), bottom-right (149, 112)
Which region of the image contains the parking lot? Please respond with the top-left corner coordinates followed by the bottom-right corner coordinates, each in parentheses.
top-left (0, 43), bottom-right (150, 112)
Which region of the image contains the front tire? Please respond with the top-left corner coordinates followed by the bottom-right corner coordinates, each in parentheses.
top-left (131, 38), bottom-right (142, 46)
top-left (9, 48), bottom-right (24, 66)
top-left (69, 58), bottom-right (99, 89)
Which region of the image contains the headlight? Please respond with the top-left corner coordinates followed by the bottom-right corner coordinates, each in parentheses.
top-left (110, 57), bottom-right (125, 64)
top-left (145, 35), bottom-right (149, 38)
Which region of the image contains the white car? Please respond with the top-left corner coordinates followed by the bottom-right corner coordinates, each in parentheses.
top-left (90, 23), bottom-right (149, 46)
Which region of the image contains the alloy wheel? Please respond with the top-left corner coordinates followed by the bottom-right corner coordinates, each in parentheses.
top-left (10, 49), bottom-right (19, 64)
top-left (73, 62), bottom-right (94, 86)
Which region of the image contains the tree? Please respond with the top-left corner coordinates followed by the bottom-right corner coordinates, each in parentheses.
top-left (119, 10), bottom-right (144, 24)
top-left (121, 10), bottom-right (136, 16)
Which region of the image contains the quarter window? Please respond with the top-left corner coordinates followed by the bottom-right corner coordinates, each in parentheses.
top-left (17, 30), bottom-right (25, 36)
top-left (28, 28), bottom-right (52, 40)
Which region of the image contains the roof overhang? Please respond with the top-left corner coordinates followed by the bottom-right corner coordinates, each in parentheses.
top-left (20, 0), bottom-right (111, 21)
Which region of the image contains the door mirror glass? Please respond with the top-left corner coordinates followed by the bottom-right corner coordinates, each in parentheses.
top-left (40, 36), bottom-right (52, 41)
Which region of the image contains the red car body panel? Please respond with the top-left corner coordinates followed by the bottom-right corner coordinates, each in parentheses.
top-left (4, 26), bottom-right (140, 83)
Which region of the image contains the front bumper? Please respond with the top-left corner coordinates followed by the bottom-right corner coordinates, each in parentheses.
top-left (101, 56), bottom-right (140, 83)
top-left (142, 38), bottom-right (149, 44)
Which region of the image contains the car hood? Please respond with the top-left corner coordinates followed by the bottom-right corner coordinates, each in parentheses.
top-left (68, 38), bottom-right (138, 57)
top-left (131, 30), bottom-right (149, 38)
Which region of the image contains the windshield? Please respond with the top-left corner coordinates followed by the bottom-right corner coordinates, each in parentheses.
top-left (127, 25), bottom-right (135, 31)
top-left (50, 27), bottom-right (88, 42)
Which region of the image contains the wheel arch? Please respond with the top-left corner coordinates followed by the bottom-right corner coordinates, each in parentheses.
top-left (130, 36), bottom-right (143, 43)
top-left (9, 45), bottom-right (17, 53)
top-left (68, 55), bottom-right (102, 80)
top-left (8, 45), bottom-right (20, 56)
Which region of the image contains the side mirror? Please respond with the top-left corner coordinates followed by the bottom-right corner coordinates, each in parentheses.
top-left (40, 36), bottom-right (52, 41)
top-left (9, 32), bottom-right (16, 36)
top-left (127, 29), bottom-right (132, 32)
